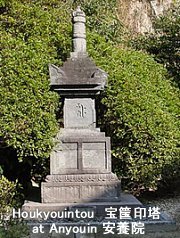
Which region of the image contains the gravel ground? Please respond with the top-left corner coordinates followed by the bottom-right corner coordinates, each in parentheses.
top-left (102, 195), bottom-right (180, 238)
top-left (138, 195), bottom-right (180, 238)
top-left (144, 196), bottom-right (180, 222)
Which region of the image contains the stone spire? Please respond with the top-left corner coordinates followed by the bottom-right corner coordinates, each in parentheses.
top-left (48, 6), bottom-right (107, 95)
top-left (72, 6), bottom-right (86, 55)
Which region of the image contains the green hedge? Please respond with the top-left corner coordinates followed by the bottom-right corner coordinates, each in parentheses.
top-left (0, 175), bottom-right (18, 215)
top-left (0, 173), bottom-right (28, 237)
top-left (87, 34), bottom-right (180, 192)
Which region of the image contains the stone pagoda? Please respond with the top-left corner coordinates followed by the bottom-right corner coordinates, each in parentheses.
top-left (24, 6), bottom-right (141, 217)
top-left (41, 6), bottom-right (121, 204)
top-left (23, 9), bottom-right (176, 236)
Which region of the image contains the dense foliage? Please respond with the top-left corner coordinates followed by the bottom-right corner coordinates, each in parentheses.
top-left (0, 175), bottom-right (18, 215)
top-left (0, 0), bottom-right (179, 194)
top-left (131, 4), bottom-right (180, 87)
top-left (0, 0), bottom-right (70, 160)
top-left (0, 221), bottom-right (29, 238)
top-left (0, 173), bottom-right (28, 238)
top-left (87, 34), bottom-right (180, 192)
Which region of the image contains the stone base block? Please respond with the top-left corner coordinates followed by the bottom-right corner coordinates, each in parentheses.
top-left (27, 217), bottom-right (177, 238)
top-left (41, 173), bottom-right (121, 203)
top-left (23, 196), bottom-right (176, 238)
top-left (23, 193), bottom-right (142, 218)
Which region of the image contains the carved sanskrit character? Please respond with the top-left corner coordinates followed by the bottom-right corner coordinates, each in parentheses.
top-left (76, 103), bottom-right (87, 118)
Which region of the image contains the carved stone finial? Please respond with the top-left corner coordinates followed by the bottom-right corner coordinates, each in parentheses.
top-left (72, 6), bottom-right (86, 53)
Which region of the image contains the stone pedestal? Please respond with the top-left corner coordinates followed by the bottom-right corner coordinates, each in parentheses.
top-left (41, 127), bottom-right (121, 203)
top-left (41, 92), bottom-right (122, 204)
top-left (42, 173), bottom-right (121, 203)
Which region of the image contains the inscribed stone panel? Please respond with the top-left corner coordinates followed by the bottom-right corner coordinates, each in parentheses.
top-left (82, 142), bottom-right (106, 169)
top-left (43, 186), bottom-right (80, 203)
top-left (51, 143), bottom-right (78, 174)
top-left (64, 98), bottom-right (96, 128)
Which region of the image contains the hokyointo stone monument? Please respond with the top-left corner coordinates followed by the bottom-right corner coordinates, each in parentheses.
top-left (41, 5), bottom-right (121, 204)
top-left (23, 7), bottom-right (175, 237)
top-left (24, 5), bottom-right (141, 214)
top-left (41, 6), bottom-right (139, 206)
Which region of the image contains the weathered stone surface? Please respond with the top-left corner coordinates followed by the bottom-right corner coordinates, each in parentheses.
top-left (45, 173), bottom-right (119, 182)
top-left (42, 174), bottom-right (121, 203)
top-left (76, 234), bottom-right (95, 238)
top-left (82, 142), bottom-right (105, 169)
top-left (49, 6), bottom-right (107, 96)
top-left (41, 179), bottom-right (121, 203)
top-left (23, 193), bottom-right (142, 218)
top-left (49, 58), bottom-right (107, 96)
top-left (64, 98), bottom-right (96, 129)
top-left (56, 129), bottom-right (103, 137)
top-left (42, 173), bottom-right (121, 203)
top-left (51, 143), bottom-right (78, 173)
top-left (50, 129), bottom-right (111, 175)
top-left (51, 233), bottom-right (74, 238)
top-left (72, 6), bottom-right (86, 53)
